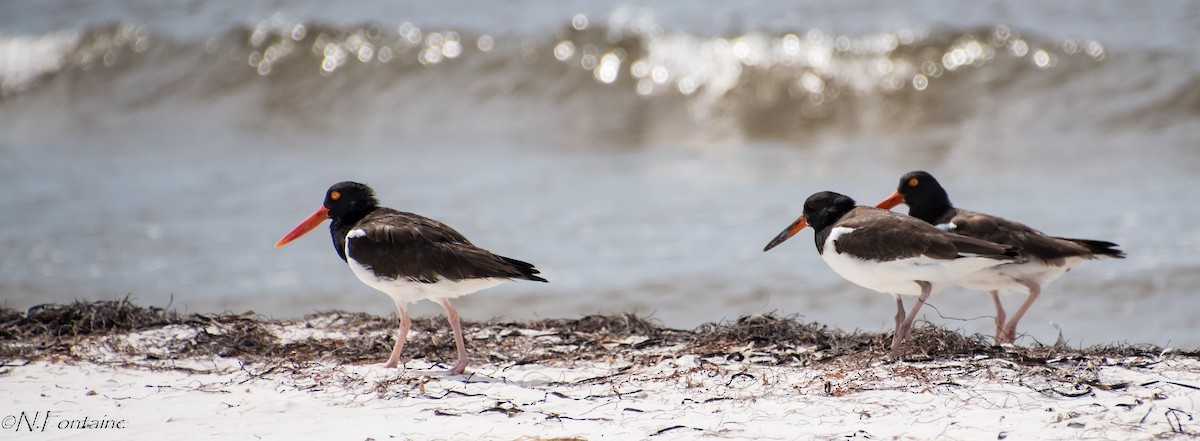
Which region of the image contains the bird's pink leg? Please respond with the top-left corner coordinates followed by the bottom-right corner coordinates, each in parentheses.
top-left (439, 299), bottom-right (469, 375)
top-left (890, 296), bottom-right (906, 355)
top-left (891, 281), bottom-right (932, 358)
top-left (989, 291), bottom-right (1008, 345)
top-left (1002, 281), bottom-right (1041, 345)
top-left (382, 303), bottom-right (411, 368)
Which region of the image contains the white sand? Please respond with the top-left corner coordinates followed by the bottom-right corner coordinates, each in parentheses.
top-left (5, 352), bottom-right (1198, 440)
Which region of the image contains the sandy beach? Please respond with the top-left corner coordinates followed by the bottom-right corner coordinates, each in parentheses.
top-left (2, 301), bottom-right (1197, 440)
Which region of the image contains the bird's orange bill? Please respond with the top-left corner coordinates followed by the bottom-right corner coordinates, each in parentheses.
top-left (274, 206), bottom-right (330, 248)
top-left (763, 215), bottom-right (809, 252)
top-left (876, 190), bottom-right (906, 210)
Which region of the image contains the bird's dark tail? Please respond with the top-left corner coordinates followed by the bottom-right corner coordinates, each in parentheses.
top-left (1057, 237), bottom-right (1126, 259)
top-left (502, 256), bottom-right (549, 282)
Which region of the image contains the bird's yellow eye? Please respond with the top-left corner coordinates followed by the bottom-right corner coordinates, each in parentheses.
top-left (330, 191), bottom-right (341, 201)
top-left (907, 177), bottom-right (919, 187)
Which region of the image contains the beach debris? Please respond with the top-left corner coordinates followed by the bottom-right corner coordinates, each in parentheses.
top-left (1, 300), bottom-right (1195, 400)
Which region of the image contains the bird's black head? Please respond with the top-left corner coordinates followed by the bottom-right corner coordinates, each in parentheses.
top-left (274, 181), bottom-right (382, 256)
top-left (323, 181), bottom-right (380, 222)
top-left (801, 191), bottom-right (857, 232)
top-left (763, 191), bottom-right (858, 252)
top-left (879, 171), bottom-right (953, 223)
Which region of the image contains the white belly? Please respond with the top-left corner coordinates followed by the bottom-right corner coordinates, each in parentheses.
top-left (821, 227), bottom-right (1009, 297)
top-left (956, 256), bottom-right (1083, 293)
top-left (347, 256), bottom-right (506, 305)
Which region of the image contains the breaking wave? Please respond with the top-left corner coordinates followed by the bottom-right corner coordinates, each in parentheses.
top-left (2, 13), bottom-right (1197, 143)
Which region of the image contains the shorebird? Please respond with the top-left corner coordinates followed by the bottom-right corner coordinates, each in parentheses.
top-left (876, 171), bottom-right (1125, 344)
top-left (763, 191), bottom-right (1019, 356)
top-left (275, 181), bottom-right (547, 374)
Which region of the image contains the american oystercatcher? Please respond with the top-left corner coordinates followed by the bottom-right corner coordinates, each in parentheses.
top-left (876, 171), bottom-right (1125, 344)
top-left (763, 191), bottom-right (1019, 356)
top-left (275, 181), bottom-right (547, 374)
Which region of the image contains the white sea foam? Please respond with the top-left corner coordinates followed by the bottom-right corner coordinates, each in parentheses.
top-left (0, 31), bottom-right (80, 95)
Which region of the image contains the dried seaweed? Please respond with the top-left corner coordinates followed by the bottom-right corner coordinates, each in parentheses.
top-left (1, 298), bottom-right (200, 340)
top-left (901, 326), bottom-right (993, 358)
top-left (525, 313), bottom-right (663, 337)
top-left (1, 300), bottom-right (1196, 372)
top-left (691, 314), bottom-right (878, 356)
top-left (187, 317), bottom-right (279, 358)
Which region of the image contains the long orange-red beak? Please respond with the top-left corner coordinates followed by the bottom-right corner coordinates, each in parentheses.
top-left (876, 190), bottom-right (906, 210)
top-left (763, 215), bottom-right (809, 252)
top-left (274, 206), bottom-right (330, 248)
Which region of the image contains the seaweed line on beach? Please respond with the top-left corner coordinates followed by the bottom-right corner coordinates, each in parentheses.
top-left (5, 300), bottom-right (1200, 438)
top-left (2, 300), bottom-right (1198, 393)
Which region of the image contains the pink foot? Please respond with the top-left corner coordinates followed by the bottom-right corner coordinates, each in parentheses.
top-left (441, 299), bottom-right (470, 375)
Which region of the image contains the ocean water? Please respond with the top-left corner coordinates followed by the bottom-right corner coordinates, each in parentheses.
top-left (2, 1), bottom-right (1198, 347)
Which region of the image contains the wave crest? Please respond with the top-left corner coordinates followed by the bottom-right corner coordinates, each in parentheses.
top-left (3, 15), bottom-right (1194, 141)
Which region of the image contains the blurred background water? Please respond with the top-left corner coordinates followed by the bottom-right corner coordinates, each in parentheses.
top-left (2, 0), bottom-right (1198, 347)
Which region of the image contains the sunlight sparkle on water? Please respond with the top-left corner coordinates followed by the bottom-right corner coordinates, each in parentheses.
top-left (356, 45), bottom-right (374, 62)
top-left (290, 24), bottom-right (306, 41)
top-left (782, 34), bottom-right (800, 56)
top-left (554, 41), bottom-right (575, 61)
top-left (477, 35), bottom-right (495, 52)
top-left (630, 60), bottom-right (650, 78)
top-left (912, 74), bottom-right (928, 90)
top-left (1033, 49), bottom-right (1052, 68)
top-left (419, 47), bottom-right (442, 65)
top-left (1011, 40), bottom-right (1029, 57)
top-left (651, 66), bottom-right (669, 84)
top-left (442, 32), bottom-right (462, 59)
top-left (921, 60), bottom-right (942, 77)
top-left (1085, 40), bottom-right (1104, 61)
top-left (572, 14), bottom-right (589, 31)
top-left (800, 72), bottom-right (824, 94)
top-left (595, 53), bottom-right (621, 83)
top-left (636, 78), bottom-right (654, 96)
top-left (399, 22), bottom-right (422, 45)
top-left (580, 44), bottom-right (598, 69)
top-left (678, 77), bottom-right (699, 95)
